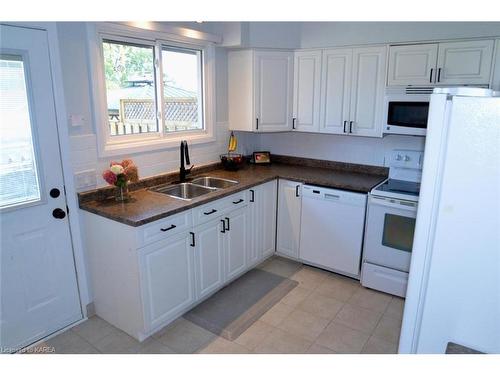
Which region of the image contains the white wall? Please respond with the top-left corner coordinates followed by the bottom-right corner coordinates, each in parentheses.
top-left (300, 22), bottom-right (500, 48)
top-left (253, 132), bottom-right (425, 167)
top-left (57, 22), bottom-right (230, 191)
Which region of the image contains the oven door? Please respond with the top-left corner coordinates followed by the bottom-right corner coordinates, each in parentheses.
top-left (383, 94), bottom-right (429, 136)
top-left (363, 195), bottom-right (417, 272)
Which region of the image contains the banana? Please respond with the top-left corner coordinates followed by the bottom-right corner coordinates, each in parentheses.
top-left (228, 131), bottom-right (237, 152)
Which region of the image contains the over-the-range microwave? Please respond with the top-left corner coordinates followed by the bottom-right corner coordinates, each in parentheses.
top-left (383, 87), bottom-right (432, 137)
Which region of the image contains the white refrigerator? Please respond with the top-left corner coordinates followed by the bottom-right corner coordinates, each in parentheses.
top-left (398, 87), bottom-right (500, 354)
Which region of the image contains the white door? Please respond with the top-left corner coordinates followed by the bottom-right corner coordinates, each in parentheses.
top-left (320, 48), bottom-right (352, 134)
top-left (349, 46), bottom-right (387, 137)
top-left (225, 207), bottom-right (248, 281)
top-left (0, 25), bottom-right (82, 352)
top-left (276, 180), bottom-right (302, 259)
top-left (293, 50), bottom-right (322, 132)
top-left (194, 219), bottom-right (225, 300)
top-left (260, 180), bottom-right (277, 259)
top-left (387, 44), bottom-right (438, 86)
top-left (254, 51), bottom-right (293, 132)
top-left (139, 231), bottom-right (195, 331)
top-left (436, 40), bottom-right (494, 85)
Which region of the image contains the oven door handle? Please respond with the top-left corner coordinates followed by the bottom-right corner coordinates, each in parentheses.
top-left (369, 195), bottom-right (418, 212)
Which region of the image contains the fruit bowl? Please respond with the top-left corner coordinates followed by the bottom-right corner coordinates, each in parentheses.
top-left (220, 153), bottom-right (244, 171)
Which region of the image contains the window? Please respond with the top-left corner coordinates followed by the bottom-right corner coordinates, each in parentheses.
top-left (103, 40), bottom-right (158, 136)
top-left (162, 47), bottom-right (203, 133)
top-left (101, 39), bottom-right (205, 140)
top-left (0, 55), bottom-right (41, 209)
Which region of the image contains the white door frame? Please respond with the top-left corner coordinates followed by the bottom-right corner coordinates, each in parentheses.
top-left (2, 22), bottom-right (91, 318)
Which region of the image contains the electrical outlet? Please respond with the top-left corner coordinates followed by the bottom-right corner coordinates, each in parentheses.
top-left (74, 169), bottom-right (97, 190)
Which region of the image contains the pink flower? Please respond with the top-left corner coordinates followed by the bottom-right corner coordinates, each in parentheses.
top-left (102, 169), bottom-right (117, 185)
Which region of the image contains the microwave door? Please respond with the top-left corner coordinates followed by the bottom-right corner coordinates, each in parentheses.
top-left (383, 95), bottom-right (430, 136)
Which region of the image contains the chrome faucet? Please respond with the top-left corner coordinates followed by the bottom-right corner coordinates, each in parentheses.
top-left (179, 140), bottom-right (194, 182)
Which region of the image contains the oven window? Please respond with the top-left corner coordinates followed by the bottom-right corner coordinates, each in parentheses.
top-left (382, 213), bottom-right (416, 252)
top-left (388, 102), bottom-right (429, 128)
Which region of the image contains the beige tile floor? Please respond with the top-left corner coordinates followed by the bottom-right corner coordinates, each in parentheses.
top-left (32, 257), bottom-right (404, 354)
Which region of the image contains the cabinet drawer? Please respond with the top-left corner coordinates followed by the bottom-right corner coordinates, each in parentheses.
top-left (361, 262), bottom-right (408, 298)
top-left (139, 210), bottom-right (192, 247)
top-left (192, 191), bottom-right (247, 226)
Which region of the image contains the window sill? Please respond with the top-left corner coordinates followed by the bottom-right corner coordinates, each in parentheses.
top-left (97, 131), bottom-right (216, 157)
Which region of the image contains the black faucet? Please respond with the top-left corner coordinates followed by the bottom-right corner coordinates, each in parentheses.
top-left (179, 140), bottom-right (194, 182)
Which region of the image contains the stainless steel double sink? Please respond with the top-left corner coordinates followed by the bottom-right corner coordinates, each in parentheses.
top-left (149, 177), bottom-right (239, 201)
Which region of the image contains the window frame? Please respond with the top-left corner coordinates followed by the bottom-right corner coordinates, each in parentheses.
top-left (87, 23), bottom-right (216, 157)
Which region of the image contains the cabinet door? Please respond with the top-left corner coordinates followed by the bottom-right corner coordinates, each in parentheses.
top-left (139, 231), bottom-right (195, 331)
top-left (387, 44), bottom-right (438, 86)
top-left (276, 179), bottom-right (302, 259)
top-left (194, 219), bottom-right (225, 300)
top-left (319, 48), bottom-right (352, 134)
top-left (247, 187), bottom-right (260, 267)
top-left (436, 40), bottom-right (494, 85)
top-left (260, 180), bottom-right (278, 259)
top-left (293, 50), bottom-right (322, 132)
top-left (225, 207), bottom-right (249, 281)
top-left (254, 51), bottom-right (294, 132)
top-left (349, 46), bottom-right (387, 137)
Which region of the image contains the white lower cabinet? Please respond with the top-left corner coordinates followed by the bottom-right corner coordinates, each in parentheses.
top-left (224, 206), bottom-right (249, 281)
top-left (276, 179), bottom-right (303, 259)
top-left (248, 180), bottom-right (278, 266)
top-left (193, 219), bottom-right (225, 300)
top-left (138, 231), bottom-right (196, 332)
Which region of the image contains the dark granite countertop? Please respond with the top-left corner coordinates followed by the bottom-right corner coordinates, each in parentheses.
top-left (79, 158), bottom-right (388, 227)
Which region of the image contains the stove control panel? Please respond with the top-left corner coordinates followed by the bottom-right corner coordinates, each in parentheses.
top-left (387, 149), bottom-right (424, 182)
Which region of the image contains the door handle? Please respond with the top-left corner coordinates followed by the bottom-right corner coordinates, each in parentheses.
top-left (295, 185), bottom-right (300, 197)
top-left (429, 68), bottom-right (433, 83)
top-left (250, 189), bottom-right (255, 202)
top-left (437, 68), bottom-right (441, 83)
top-left (160, 224), bottom-right (176, 232)
top-left (349, 121), bottom-right (353, 133)
top-left (292, 117), bottom-right (296, 130)
top-left (220, 219), bottom-right (226, 233)
top-left (49, 188), bottom-right (61, 198)
top-left (232, 198), bottom-right (244, 204)
top-left (203, 209), bottom-right (217, 215)
top-left (52, 208), bottom-right (66, 219)
top-left (256, 117), bottom-right (259, 130)
top-left (225, 217), bottom-right (230, 231)
top-left (190, 232), bottom-right (195, 247)
top-left (343, 120), bottom-right (347, 133)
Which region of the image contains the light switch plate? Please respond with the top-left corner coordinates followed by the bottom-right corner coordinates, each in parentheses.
top-left (69, 114), bottom-right (85, 127)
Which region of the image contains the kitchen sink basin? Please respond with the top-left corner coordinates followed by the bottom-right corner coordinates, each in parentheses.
top-left (150, 183), bottom-right (215, 201)
top-left (191, 176), bottom-right (239, 189)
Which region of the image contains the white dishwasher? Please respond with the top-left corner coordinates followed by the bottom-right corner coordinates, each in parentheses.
top-left (299, 185), bottom-right (367, 278)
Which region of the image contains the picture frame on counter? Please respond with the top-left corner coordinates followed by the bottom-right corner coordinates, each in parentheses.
top-left (253, 151), bottom-right (271, 164)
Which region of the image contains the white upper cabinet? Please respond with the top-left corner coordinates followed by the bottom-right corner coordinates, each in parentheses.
top-left (255, 51), bottom-right (294, 132)
top-left (229, 49), bottom-right (293, 132)
top-left (387, 44), bottom-right (438, 86)
top-left (349, 46), bottom-right (387, 137)
top-left (293, 50), bottom-right (322, 132)
top-left (320, 48), bottom-right (352, 134)
top-left (436, 40), bottom-right (494, 85)
top-left (388, 40), bottom-right (494, 86)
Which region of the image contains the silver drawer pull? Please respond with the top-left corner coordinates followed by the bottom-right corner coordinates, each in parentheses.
top-left (160, 224), bottom-right (176, 232)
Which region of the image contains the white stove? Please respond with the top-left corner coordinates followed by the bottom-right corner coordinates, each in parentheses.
top-left (361, 149), bottom-right (424, 297)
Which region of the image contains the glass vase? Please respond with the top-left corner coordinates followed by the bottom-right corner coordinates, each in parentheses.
top-left (115, 183), bottom-right (131, 202)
